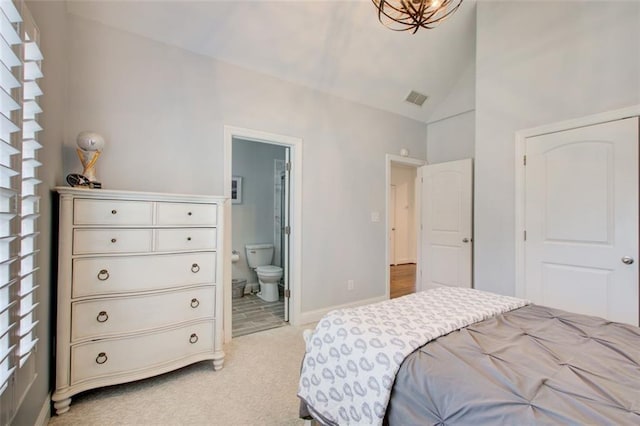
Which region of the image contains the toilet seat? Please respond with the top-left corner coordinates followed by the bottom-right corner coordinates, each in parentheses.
top-left (256, 265), bottom-right (282, 275)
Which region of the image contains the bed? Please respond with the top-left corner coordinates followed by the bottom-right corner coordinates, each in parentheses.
top-left (297, 287), bottom-right (640, 425)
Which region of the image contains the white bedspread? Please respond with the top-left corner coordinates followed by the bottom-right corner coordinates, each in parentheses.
top-left (297, 287), bottom-right (529, 425)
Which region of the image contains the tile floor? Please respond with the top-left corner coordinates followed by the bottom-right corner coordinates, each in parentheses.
top-left (232, 293), bottom-right (287, 337)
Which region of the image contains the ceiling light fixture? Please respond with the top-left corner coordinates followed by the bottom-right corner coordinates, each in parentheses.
top-left (372, 0), bottom-right (463, 33)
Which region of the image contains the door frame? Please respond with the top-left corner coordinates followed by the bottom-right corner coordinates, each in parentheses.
top-left (224, 126), bottom-right (303, 342)
top-left (514, 104), bottom-right (640, 299)
top-left (385, 154), bottom-right (426, 299)
top-left (389, 184), bottom-right (396, 266)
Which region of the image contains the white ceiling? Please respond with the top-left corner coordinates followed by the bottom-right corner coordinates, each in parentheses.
top-left (66, 0), bottom-right (477, 124)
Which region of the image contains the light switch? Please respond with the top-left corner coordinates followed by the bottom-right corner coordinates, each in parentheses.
top-left (371, 211), bottom-right (380, 222)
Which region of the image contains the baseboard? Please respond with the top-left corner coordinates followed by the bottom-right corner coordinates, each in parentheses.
top-left (298, 295), bottom-right (388, 325)
top-left (36, 394), bottom-right (50, 426)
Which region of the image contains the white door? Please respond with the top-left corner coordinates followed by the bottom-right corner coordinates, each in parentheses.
top-left (420, 159), bottom-right (473, 289)
top-left (525, 117), bottom-right (638, 326)
top-left (389, 185), bottom-right (397, 265)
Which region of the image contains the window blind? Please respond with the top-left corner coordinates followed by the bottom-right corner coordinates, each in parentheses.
top-left (18, 2), bottom-right (41, 369)
top-left (0, 0), bottom-right (41, 400)
top-left (0, 0), bottom-right (22, 396)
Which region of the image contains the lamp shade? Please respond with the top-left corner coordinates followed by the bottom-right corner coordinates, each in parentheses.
top-left (76, 131), bottom-right (105, 152)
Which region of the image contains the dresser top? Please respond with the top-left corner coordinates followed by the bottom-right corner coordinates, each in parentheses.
top-left (54, 187), bottom-right (227, 203)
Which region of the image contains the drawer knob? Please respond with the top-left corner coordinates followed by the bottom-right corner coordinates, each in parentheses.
top-left (96, 311), bottom-right (109, 323)
top-left (188, 212), bottom-right (193, 216)
top-left (111, 209), bottom-right (117, 215)
top-left (110, 238), bottom-right (117, 243)
top-left (97, 269), bottom-right (110, 281)
top-left (187, 237), bottom-right (192, 241)
top-left (189, 333), bottom-right (198, 344)
top-left (95, 352), bottom-right (108, 364)
top-left (191, 263), bottom-right (200, 273)
top-left (190, 298), bottom-right (200, 308)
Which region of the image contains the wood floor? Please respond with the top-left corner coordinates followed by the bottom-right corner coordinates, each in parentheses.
top-left (232, 293), bottom-right (286, 337)
top-left (390, 263), bottom-right (416, 299)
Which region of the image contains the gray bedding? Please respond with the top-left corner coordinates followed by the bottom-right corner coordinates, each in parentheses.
top-left (384, 304), bottom-right (640, 425)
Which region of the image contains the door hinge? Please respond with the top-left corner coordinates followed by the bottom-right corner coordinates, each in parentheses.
top-left (286, 162), bottom-right (291, 172)
top-left (284, 225), bottom-right (291, 235)
top-left (524, 230), bottom-right (527, 241)
top-left (523, 155), bottom-right (527, 166)
top-left (284, 289), bottom-right (291, 298)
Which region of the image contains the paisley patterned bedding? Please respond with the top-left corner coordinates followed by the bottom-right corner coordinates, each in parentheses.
top-left (297, 287), bottom-right (529, 425)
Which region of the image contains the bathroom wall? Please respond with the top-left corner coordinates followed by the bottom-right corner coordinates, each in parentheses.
top-left (232, 139), bottom-right (286, 291)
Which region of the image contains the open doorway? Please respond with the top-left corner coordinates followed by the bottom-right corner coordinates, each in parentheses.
top-left (385, 154), bottom-right (426, 299)
top-left (223, 127), bottom-right (303, 343)
top-left (230, 138), bottom-right (288, 337)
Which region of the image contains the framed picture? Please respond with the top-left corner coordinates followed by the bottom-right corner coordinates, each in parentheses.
top-left (231, 176), bottom-right (243, 204)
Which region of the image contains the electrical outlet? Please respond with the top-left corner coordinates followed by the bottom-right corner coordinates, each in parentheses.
top-left (347, 279), bottom-right (354, 291)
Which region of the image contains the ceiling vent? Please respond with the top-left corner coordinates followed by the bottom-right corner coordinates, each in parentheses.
top-left (405, 90), bottom-right (428, 107)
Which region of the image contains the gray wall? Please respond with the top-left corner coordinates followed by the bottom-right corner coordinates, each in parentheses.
top-left (426, 111), bottom-right (475, 164)
top-left (474, 1), bottom-right (640, 296)
top-left (426, 50), bottom-right (476, 164)
top-left (13, 2), bottom-right (67, 425)
top-left (231, 139), bottom-right (286, 287)
top-left (62, 14), bottom-right (428, 314)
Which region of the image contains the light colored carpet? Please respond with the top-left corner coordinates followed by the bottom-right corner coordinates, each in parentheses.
top-left (49, 323), bottom-right (314, 425)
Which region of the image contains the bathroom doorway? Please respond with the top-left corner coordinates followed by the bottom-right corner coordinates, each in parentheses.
top-left (223, 126), bottom-right (302, 342)
top-left (230, 139), bottom-right (289, 337)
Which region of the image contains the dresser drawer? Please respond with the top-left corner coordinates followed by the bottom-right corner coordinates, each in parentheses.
top-left (70, 320), bottom-right (214, 385)
top-left (71, 286), bottom-right (214, 341)
top-left (73, 229), bottom-right (153, 255)
top-left (155, 228), bottom-right (217, 252)
top-left (72, 252), bottom-right (216, 298)
top-left (156, 202), bottom-right (217, 226)
top-left (74, 199), bottom-right (153, 226)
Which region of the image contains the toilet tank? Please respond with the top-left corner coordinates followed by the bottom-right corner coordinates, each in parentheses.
top-left (245, 244), bottom-right (274, 268)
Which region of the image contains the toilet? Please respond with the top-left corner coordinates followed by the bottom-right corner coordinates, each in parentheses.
top-left (245, 243), bottom-right (283, 302)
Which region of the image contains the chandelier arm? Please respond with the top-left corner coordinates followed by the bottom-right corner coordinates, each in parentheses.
top-left (409, 0), bottom-right (429, 29)
top-left (375, 0), bottom-right (410, 22)
top-left (423, 1), bottom-right (464, 26)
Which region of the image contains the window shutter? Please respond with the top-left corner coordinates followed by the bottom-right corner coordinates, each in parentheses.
top-left (0, 0), bottom-right (22, 395)
top-left (18, 1), bottom-right (41, 367)
top-left (0, 0), bottom-right (42, 404)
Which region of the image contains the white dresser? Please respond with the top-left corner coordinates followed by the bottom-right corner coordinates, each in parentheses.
top-left (52, 188), bottom-right (225, 415)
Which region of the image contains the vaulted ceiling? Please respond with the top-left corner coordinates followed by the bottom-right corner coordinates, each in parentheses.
top-left (67, 0), bottom-right (477, 123)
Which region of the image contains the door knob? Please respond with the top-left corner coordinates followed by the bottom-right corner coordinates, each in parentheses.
top-left (622, 256), bottom-right (634, 265)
